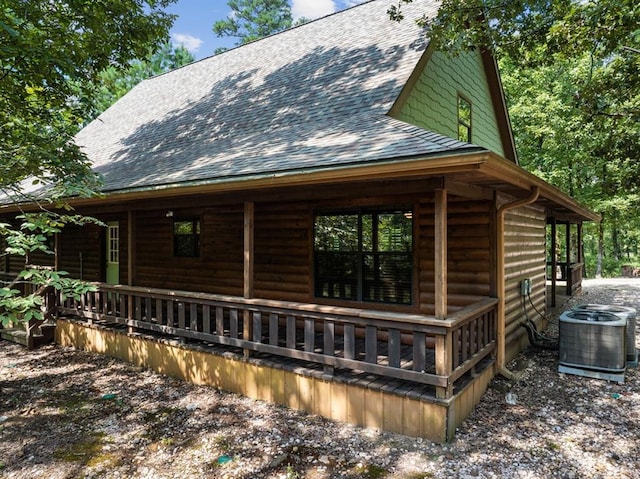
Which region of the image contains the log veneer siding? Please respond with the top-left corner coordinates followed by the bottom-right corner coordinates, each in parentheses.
top-left (503, 203), bottom-right (546, 361)
top-left (134, 206), bottom-right (244, 295)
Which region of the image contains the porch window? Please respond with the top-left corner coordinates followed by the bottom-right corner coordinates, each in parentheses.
top-left (314, 209), bottom-right (413, 305)
top-left (457, 94), bottom-right (472, 142)
top-left (174, 218), bottom-right (200, 257)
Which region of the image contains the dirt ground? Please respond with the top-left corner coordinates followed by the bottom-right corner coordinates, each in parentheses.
top-left (1, 278), bottom-right (639, 478)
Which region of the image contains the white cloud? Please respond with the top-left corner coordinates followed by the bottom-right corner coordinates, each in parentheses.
top-left (171, 33), bottom-right (204, 53)
top-left (292, 0), bottom-right (336, 20)
top-left (343, 0), bottom-right (367, 7)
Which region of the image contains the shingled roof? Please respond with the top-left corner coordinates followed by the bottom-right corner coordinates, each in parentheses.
top-left (76, 0), bottom-right (483, 194)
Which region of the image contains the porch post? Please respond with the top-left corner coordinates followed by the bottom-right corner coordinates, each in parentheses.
top-left (434, 188), bottom-right (451, 398)
top-left (243, 201), bottom-right (255, 358)
top-left (577, 223), bottom-right (583, 264)
top-left (565, 222), bottom-right (571, 296)
top-left (127, 208), bottom-right (136, 333)
top-left (128, 208), bottom-right (135, 286)
top-left (434, 189), bottom-right (447, 320)
top-left (550, 217), bottom-right (557, 308)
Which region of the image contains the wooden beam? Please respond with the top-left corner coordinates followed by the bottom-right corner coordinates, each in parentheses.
top-left (444, 178), bottom-right (494, 201)
top-left (243, 201), bottom-right (255, 358)
top-left (488, 193), bottom-right (498, 297)
top-left (550, 217), bottom-right (557, 308)
top-left (127, 209), bottom-right (136, 333)
top-left (435, 331), bottom-right (453, 399)
top-left (244, 201), bottom-right (255, 299)
top-left (565, 222), bottom-right (571, 296)
top-left (128, 209), bottom-right (135, 286)
top-left (434, 189), bottom-right (447, 319)
top-left (577, 223), bottom-right (583, 264)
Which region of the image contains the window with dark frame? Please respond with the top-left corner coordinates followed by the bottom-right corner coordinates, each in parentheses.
top-left (173, 218), bottom-right (201, 257)
top-left (457, 94), bottom-right (472, 142)
top-left (314, 209), bottom-right (413, 305)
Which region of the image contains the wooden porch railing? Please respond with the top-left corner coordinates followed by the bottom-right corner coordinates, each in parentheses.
top-left (569, 262), bottom-right (584, 294)
top-left (547, 261), bottom-right (584, 295)
top-left (56, 284), bottom-right (497, 399)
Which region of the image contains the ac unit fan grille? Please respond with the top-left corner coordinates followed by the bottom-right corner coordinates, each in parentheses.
top-left (559, 310), bottom-right (626, 374)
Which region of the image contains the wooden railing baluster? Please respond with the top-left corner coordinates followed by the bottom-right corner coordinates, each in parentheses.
top-left (145, 298), bottom-right (152, 322)
top-left (132, 296), bottom-right (140, 321)
top-left (344, 323), bottom-right (355, 360)
top-left (230, 309), bottom-right (238, 338)
top-left (190, 303), bottom-right (198, 332)
top-left (166, 300), bottom-right (174, 327)
top-left (215, 306), bottom-right (224, 336)
top-left (304, 318), bottom-right (314, 352)
top-left (156, 298), bottom-right (163, 325)
top-left (324, 321), bottom-right (335, 376)
top-left (252, 312), bottom-right (262, 342)
top-left (177, 302), bottom-right (185, 329)
top-left (413, 332), bottom-right (426, 372)
top-left (388, 328), bottom-right (401, 368)
top-left (269, 313), bottom-right (279, 346)
top-left (286, 315), bottom-right (296, 349)
top-left (365, 325), bottom-right (377, 363)
top-left (202, 304), bottom-right (211, 334)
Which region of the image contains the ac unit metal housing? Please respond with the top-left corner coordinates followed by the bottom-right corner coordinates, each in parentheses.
top-left (573, 304), bottom-right (637, 367)
top-left (559, 310), bottom-right (627, 383)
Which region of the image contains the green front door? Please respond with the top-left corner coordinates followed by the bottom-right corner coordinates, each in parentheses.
top-left (106, 221), bottom-right (119, 285)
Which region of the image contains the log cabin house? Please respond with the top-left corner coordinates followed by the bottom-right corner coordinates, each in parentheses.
top-left (0, 0), bottom-right (597, 441)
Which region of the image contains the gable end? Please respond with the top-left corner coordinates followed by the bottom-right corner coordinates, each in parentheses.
top-left (390, 46), bottom-right (517, 163)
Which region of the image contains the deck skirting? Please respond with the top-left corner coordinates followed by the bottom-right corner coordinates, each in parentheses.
top-left (55, 318), bottom-right (494, 442)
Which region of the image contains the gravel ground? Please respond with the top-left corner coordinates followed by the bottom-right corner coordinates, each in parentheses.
top-left (1, 278), bottom-right (639, 479)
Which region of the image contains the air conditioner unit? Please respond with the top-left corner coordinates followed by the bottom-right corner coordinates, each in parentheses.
top-left (573, 304), bottom-right (637, 367)
top-left (559, 310), bottom-right (626, 383)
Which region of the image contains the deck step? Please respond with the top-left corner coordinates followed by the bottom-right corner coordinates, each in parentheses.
top-left (0, 328), bottom-right (30, 347)
top-left (0, 324), bottom-right (56, 349)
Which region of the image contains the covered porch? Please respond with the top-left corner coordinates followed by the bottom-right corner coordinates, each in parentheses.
top-left (546, 218), bottom-right (585, 307)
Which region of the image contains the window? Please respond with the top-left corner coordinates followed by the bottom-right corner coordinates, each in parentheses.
top-left (108, 224), bottom-right (119, 264)
top-left (314, 209), bottom-right (412, 305)
top-left (174, 218), bottom-right (200, 257)
top-left (457, 94), bottom-right (472, 142)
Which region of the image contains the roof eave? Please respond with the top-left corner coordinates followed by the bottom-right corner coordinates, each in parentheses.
top-left (481, 152), bottom-right (600, 222)
top-left (0, 150), bottom-right (598, 224)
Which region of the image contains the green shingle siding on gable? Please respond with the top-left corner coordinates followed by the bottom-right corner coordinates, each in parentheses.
top-left (396, 49), bottom-right (505, 157)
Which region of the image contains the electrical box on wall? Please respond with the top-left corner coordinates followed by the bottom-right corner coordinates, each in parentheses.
top-left (520, 278), bottom-right (532, 296)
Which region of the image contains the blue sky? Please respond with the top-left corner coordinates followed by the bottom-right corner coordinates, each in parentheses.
top-left (167, 0), bottom-right (368, 60)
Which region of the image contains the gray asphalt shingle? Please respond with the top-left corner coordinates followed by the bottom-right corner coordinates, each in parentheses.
top-left (76, 0), bottom-right (481, 193)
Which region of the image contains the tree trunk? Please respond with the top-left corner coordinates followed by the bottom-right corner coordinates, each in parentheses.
top-left (612, 225), bottom-right (620, 261)
top-left (595, 216), bottom-right (605, 278)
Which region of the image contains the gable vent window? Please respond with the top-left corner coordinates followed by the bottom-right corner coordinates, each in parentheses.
top-left (457, 94), bottom-right (472, 142)
top-left (314, 209), bottom-right (413, 305)
top-left (174, 218), bottom-right (201, 257)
